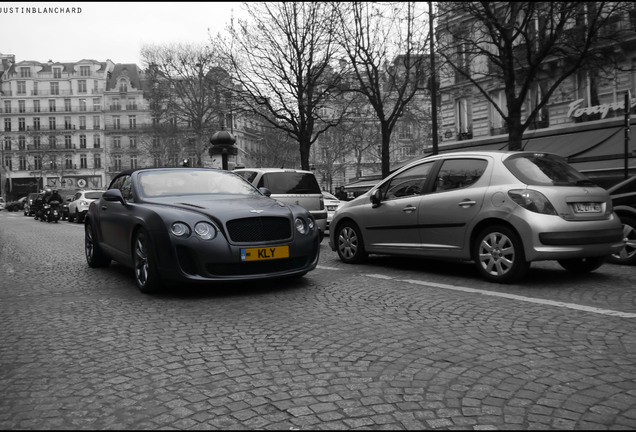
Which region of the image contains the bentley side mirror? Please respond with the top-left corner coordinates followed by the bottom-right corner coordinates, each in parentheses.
top-left (103, 188), bottom-right (125, 205)
top-left (259, 187), bottom-right (272, 197)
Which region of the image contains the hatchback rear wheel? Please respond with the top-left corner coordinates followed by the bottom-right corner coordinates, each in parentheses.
top-left (473, 225), bottom-right (529, 283)
top-left (608, 215), bottom-right (636, 266)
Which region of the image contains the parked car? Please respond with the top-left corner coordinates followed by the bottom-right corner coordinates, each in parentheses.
top-left (5, 196), bottom-right (26, 212)
top-left (607, 174), bottom-right (636, 265)
top-left (23, 192), bottom-right (40, 216)
top-left (234, 168), bottom-right (328, 241)
top-left (329, 150), bottom-right (624, 284)
top-left (61, 194), bottom-right (74, 220)
top-left (85, 167), bottom-right (320, 293)
top-left (322, 191), bottom-right (341, 231)
top-left (0, 197), bottom-right (5, 211)
top-left (68, 190), bottom-right (104, 223)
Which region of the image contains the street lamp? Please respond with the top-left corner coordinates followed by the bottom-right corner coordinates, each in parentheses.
top-left (209, 130), bottom-right (237, 170)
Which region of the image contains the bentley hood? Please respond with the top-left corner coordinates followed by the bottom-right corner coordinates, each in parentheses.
top-left (146, 195), bottom-right (301, 220)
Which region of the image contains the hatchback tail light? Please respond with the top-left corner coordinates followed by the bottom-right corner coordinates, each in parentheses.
top-left (508, 189), bottom-right (558, 215)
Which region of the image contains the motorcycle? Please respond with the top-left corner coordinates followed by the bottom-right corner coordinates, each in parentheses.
top-left (34, 203), bottom-right (45, 221)
top-left (44, 200), bottom-right (61, 223)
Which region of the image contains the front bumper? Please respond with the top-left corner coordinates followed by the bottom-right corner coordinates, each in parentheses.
top-left (153, 228), bottom-right (321, 283)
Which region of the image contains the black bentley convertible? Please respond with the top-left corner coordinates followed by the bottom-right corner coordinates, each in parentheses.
top-left (85, 167), bottom-right (320, 293)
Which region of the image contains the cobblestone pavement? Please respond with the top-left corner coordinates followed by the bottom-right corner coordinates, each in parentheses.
top-left (1, 211), bottom-right (636, 430)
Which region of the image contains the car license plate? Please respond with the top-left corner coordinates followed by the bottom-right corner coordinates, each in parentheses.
top-left (573, 202), bottom-right (601, 213)
top-left (241, 246), bottom-right (289, 261)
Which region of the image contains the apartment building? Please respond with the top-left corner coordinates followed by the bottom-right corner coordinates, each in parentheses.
top-left (0, 58), bottom-right (114, 198)
top-left (103, 63), bottom-right (150, 177)
top-left (0, 56), bottom-right (265, 200)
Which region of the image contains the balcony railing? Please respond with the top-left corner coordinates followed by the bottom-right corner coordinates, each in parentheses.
top-left (29, 89), bottom-right (75, 96)
top-left (0, 107), bottom-right (102, 114)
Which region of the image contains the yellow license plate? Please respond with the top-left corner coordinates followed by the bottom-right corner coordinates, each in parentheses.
top-left (241, 246), bottom-right (289, 262)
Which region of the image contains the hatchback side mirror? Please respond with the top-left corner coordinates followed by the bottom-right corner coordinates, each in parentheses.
top-left (370, 189), bottom-right (383, 208)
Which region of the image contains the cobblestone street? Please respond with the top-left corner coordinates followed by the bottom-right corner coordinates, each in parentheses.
top-left (1, 211), bottom-right (636, 429)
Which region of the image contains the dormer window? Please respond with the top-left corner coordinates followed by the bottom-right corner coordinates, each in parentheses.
top-left (119, 79), bottom-right (128, 93)
top-left (19, 67), bottom-right (31, 78)
top-left (53, 68), bottom-right (62, 79)
top-left (80, 65), bottom-right (91, 76)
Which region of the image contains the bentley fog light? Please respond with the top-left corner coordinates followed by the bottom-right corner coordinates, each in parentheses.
top-left (194, 222), bottom-right (217, 240)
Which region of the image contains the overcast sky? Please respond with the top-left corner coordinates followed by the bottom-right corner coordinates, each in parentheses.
top-left (0, 1), bottom-right (249, 66)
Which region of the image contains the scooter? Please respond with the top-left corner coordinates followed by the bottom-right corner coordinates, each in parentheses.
top-left (44, 200), bottom-right (61, 223)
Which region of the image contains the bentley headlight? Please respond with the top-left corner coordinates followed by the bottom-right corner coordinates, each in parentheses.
top-left (171, 222), bottom-right (191, 237)
top-left (294, 218), bottom-right (308, 234)
top-left (295, 217), bottom-right (308, 234)
top-left (308, 217), bottom-right (315, 231)
top-left (194, 222), bottom-right (217, 240)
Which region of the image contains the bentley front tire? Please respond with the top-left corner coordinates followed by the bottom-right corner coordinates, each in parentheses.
top-left (133, 228), bottom-right (163, 294)
top-left (85, 222), bottom-right (111, 268)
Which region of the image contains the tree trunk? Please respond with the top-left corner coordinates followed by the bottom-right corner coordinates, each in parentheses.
top-left (381, 124), bottom-right (391, 179)
top-left (507, 109), bottom-right (524, 151)
top-left (299, 139), bottom-right (311, 171)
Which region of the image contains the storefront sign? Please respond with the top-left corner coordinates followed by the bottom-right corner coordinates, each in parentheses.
top-left (568, 97), bottom-right (636, 119)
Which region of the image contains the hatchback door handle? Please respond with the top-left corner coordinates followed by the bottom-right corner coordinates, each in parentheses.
top-left (101, 206), bottom-right (107, 210)
top-left (402, 205), bottom-right (417, 213)
top-left (458, 200), bottom-right (476, 208)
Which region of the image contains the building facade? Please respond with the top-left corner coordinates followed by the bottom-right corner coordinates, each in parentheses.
top-left (433, 2), bottom-right (636, 186)
top-left (0, 58), bottom-right (116, 198)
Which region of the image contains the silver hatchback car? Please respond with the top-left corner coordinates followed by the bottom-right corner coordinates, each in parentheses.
top-left (329, 151), bottom-right (624, 283)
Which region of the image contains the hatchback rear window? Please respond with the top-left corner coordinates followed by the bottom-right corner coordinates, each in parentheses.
top-left (261, 172), bottom-right (321, 194)
top-left (504, 153), bottom-right (594, 186)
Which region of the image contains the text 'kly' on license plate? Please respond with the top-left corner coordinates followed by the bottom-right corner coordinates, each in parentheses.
top-left (241, 246), bottom-right (289, 262)
top-left (574, 202), bottom-right (602, 213)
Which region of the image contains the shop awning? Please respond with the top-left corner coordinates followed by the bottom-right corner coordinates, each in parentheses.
top-left (570, 158), bottom-right (636, 173)
top-left (387, 123), bottom-right (634, 179)
top-left (520, 127), bottom-right (621, 156)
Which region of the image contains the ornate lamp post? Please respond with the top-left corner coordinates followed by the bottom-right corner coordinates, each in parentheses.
top-left (209, 129), bottom-right (237, 170)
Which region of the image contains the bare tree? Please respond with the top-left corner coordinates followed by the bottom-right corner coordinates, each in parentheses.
top-left (242, 125), bottom-right (297, 169)
top-left (219, 2), bottom-right (346, 170)
top-left (435, 1), bottom-right (633, 150)
top-left (333, 1), bottom-right (431, 178)
top-left (140, 43), bottom-right (227, 166)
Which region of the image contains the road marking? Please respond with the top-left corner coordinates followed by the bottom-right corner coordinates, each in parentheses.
top-left (366, 274), bottom-right (636, 319)
top-left (316, 265), bottom-right (342, 271)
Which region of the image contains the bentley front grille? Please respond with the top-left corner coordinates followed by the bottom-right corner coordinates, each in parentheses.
top-left (226, 216), bottom-right (292, 242)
